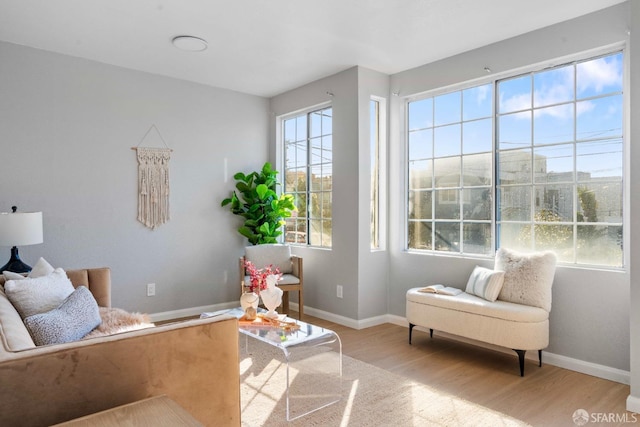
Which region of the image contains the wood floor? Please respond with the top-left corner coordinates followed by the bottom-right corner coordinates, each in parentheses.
top-left (299, 312), bottom-right (634, 427)
top-left (171, 310), bottom-right (634, 426)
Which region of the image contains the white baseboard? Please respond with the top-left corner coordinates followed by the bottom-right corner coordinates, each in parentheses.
top-left (149, 303), bottom-right (630, 385)
top-left (543, 351), bottom-right (630, 385)
top-left (299, 304), bottom-right (388, 329)
top-left (627, 395), bottom-right (640, 413)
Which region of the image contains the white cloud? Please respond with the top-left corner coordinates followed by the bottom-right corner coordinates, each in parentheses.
top-left (576, 100), bottom-right (595, 116)
top-left (474, 85), bottom-right (489, 104)
top-left (533, 104), bottom-right (572, 120)
top-left (533, 67), bottom-right (573, 109)
top-left (577, 56), bottom-right (622, 95)
top-left (499, 93), bottom-right (529, 114)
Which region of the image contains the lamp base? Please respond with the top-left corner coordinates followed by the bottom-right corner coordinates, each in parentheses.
top-left (0, 246), bottom-right (32, 273)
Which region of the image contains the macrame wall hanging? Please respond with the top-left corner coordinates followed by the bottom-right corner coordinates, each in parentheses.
top-left (132, 125), bottom-right (172, 230)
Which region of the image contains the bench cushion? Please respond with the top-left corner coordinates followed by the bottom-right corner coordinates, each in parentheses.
top-left (406, 288), bottom-right (548, 323)
top-left (406, 287), bottom-right (550, 350)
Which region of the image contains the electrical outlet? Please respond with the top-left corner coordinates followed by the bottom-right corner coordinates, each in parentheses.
top-left (146, 283), bottom-right (156, 297)
top-left (337, 285), bottom-right (343, 299)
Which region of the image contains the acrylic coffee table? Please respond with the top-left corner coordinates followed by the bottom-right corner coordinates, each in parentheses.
top-left (201, 307), bottom-right (342, 421)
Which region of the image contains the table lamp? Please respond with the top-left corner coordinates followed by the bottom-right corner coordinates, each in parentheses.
top-left (0, 206), bottom-right (43, 273)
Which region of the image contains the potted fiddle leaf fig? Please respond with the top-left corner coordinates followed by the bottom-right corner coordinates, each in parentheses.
top-left (221, 162), bottom-right (296, 245)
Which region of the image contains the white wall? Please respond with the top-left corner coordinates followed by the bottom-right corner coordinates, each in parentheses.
top-left (356, 67), bottom-right (390, 319)
top-left (270, 67), bottom-right (362, 319)
top-left (388, 3), bottom-right (631, 373)
top-left (269, 66), bottom-right (392, 320)
top-left (0, 41), bottom-right (269, 313)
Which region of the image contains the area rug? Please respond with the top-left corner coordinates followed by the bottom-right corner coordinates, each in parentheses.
top-left (241, 340), bottom-right (529, 427)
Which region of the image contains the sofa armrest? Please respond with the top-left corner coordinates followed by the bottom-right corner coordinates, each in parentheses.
top-left (0, 315), bottom-right (240, 427)
top-left (66, 267), bottom-right (111, 307)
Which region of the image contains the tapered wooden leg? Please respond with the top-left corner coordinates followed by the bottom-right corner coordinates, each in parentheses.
top-left (297, 288), bottom-right (303, 320)
top-left (281, 291), bottom-right (289, 315)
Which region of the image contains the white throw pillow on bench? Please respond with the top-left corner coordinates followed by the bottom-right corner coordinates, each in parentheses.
top-left (495, 248), bottom-right (557, 312)
top-left (465, 266), bottom-right (505, 302)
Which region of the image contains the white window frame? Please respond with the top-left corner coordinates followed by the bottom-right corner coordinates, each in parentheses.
top-left (403, 45), bottom-right (627, 270)
top-left (277, 102), bottom-right (333, 248)
top-left (370, 96), bottom-right (388, 251)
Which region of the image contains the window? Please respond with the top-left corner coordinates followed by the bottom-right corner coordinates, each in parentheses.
top-left (407, 84), bottom-right (494, 255)
top-left (283, 107), bottom-right (333, 248)
top-left (407, 51), bottom-right (624, 268)
top-left (497, 53), bottom-right (623, 266)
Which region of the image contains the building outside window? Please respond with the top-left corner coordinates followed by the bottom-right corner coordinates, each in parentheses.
top-left (282, 106), bottom-right (333, 248)
top-left (407, 51), bottom-right (624, 268)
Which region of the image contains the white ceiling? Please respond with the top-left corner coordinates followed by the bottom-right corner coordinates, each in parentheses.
top-left (0, 0), bottom-right (626, 98)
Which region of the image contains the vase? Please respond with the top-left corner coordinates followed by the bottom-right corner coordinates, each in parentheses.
top-left (240, 292), bottom-right (259, 311)
top-left (260, 285), bottom-right (283, 319)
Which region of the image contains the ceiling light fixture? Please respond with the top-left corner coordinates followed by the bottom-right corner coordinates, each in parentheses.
top-left (172, 35), bottom-right (208, 52)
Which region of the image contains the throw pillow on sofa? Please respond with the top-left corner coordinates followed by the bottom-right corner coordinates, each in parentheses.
top-left (2, 271), bottom-right (25, 281)
top-left (25, 257), bottom-right (55, 278)
top-left (24, 286), bottom-right (101, 346)
top-left (2, 257), bottom-right (55, 281)
top-left (4, 268), bottom-right (75, 318)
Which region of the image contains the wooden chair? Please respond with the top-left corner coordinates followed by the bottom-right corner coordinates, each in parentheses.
top-left (239, 244), bottom-right (303, 319)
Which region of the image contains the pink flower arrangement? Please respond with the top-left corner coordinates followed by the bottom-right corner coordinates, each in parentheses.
top-left (244, 260), bottom-right (282, 294)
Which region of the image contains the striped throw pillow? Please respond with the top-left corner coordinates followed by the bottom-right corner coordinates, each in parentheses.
top-left (465, 266), bottom-right (505, 302)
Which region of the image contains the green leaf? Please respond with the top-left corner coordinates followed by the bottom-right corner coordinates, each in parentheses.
top-left (264, 178), bottom-right (276, 189)
top-left (259, 222), bottom-right (270, 235)
top-left (256, 184), bottom-right (268, 200)
top-left (238, 226), bottom-right (255, 239)
top-left (236, 182), bottom-right (251, 193)
top-left (222, 162), bottom-right (294, 245)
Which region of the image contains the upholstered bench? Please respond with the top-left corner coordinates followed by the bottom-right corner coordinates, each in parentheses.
top-left (406, 248), bottom-right (557, 376)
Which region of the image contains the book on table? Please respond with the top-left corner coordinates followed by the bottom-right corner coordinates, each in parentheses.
top-left (418, 284), bottom-right (463, 296)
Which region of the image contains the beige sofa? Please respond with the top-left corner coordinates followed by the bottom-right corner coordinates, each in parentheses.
top-left (0, 268), bottom-right (240, 427)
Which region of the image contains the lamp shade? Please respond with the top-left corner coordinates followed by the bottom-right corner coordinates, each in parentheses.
top-left (0, 212), bottom-right (43, 246)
